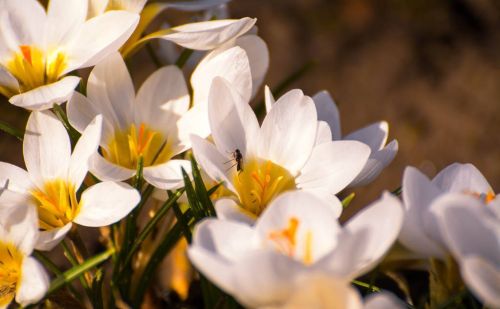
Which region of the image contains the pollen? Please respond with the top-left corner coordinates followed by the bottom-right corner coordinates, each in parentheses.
top-left (267, 217), bottom-right (314, 265)
top-left (30, 179), bottom-right (80, 231)
top-left (103, 123), bottom-right (173, 169)
top-left (0, 241), bottom-right (23, 307)
top-left (233, 158), bottom-right (296, 216)
top-left (4, 45), bottom-right (67, 96)
top-left (463, 190), bottom-right (496, 204)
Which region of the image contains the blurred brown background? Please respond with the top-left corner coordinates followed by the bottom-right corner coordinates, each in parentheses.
top-left (1, 0), bottom-right (499, 216)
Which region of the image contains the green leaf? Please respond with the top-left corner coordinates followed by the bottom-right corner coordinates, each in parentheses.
top-left (47, 247), bottom-right (114, 295)
top-left (190, 156), bottom-right (217, 217)
top-left (0, 119), bottom-right (24, 141)
top-left (182, 166), bottom-right (204, 219)
top-left (341, 192), bottom-right (356, 209)
top-left (132, 210), bottom-right (193, 309)
top-left (52, 103), bottom-right (81, 142)
top-left (175, 48), bottom-right (194, 68)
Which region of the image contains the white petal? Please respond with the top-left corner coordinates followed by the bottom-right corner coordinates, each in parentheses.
top-left (46, 0), bottom-right (87, 46)
top-left (86, 52), bottom-right (135, 130)
top-left (345, 121), bottom-right (389, 151)
top-left (328, 192), bottom-right (403, 278)
top-left (74, 181), bottom-right (140, 227)
top-left (0, 0), bottom-right (46, 48)
top-left (0, 65), bottom-right (19, 93)
top-left (166, 0), bottom-right (230, 11)
top-left (192, 46), bottom-right (252, 108)
top-left (89, 153), bottom-right (135, 182)
top-left (65, 11), bottom-right (139, 72)
top-left (24, 111), bottom-right (71, 187)
top-left (175, 104), bottom-right (211, 151)
top-left (15, 257), bottom-right (49, 306)
top-left (235, 35), bottom-right (269, 98)
top-left (364, 292), bottom-right (406, 309)
top-left (162, 18), bottom-right (256, 50)
top-left (264, 85), bottom-right (275, 114)
top-left (1, 203), bottom-right (38, 255)
top-left (9, 76), bottom-right (80, 111)
top-left (215, 198), bottom-right (256, 225)
top-left (68, 115), bottom-right (102, 188)
top-left (297, 140), bottom-right (371, 195)
top-left (135, 65), bottom-right (189, 133)
top-left (35, 223), bottom-right (72, 251)
top-left (256, 191), bottom-right (341, 263)
top-left (432, 163), bottom-right (493, 194)
top-left (143, 160), bottom-right (191, 190)
top-left (314, 121), bottom-right (333, 145)
top-left (258, 90), bottom-right (317, 174)
top-left (0, 162), bottom-right (32, 192)
top-left (300, 188), bottom-right (344, 218)
top-left (190, 134), bottom-right (236, 193)
top-left (313, 91), bottom-right (341, 140)
top-left (208, 77), bottom-right (259, 157)
top-left (399, 166), bottom-right (447, 258)
top-left (461, 257), bottom-right (500, 308)
top-left (348, 139), bottom-right (398, 187)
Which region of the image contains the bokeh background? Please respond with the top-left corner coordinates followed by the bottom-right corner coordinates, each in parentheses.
top-left (1, 0), bottom-right (499, 217)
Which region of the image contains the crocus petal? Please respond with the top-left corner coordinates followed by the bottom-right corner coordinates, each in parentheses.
top-left (215, 198), bottom-right (257, 225)
top-left (0, 0), bottom-right (46, 47)
top-left (208, 77), bottom-right (259, 157)
top-left (431, 163), bottom-right (493, 194)
top-left (143, 160), bottom-right (191, 190)
top-left (364, 292), bottom-right (406, 309)
top-left (0, 65), bottom-right (19, 93)
top-left (162, 18), bottom-right (256, 50)
top-left (86, 52), bottom-right (135, 130)
top-left (297, 140), bottom-right (371, 195)
top-left (258, 90), bottom-right (317, 174)
top-left (235, 35), bottom-right (269, 98)
top-left (314, 121), bottom-right (333, 145)
top-left (15, 257), bottom-right (49, 306)
top-left (175, 104), bottom-right (211, 151)
top-left (24, 111), bottom-right (71, 187)
top-left (313, 91), bottom-right (341, 140)
top-left (348, 140), bottom-right (398, 188)
top-left (74, 181), bottom-right (140, 227)
top-left (46, 0), bottom-right (87, 46)
top-left (461, 257), bottom-right (500, 308)
top-left (320, 192), bottom-right (403, 279)
top-left (68, 115), bottom-right (102, 188)
top-left (190, 134), bottom-right (235, 193)
top-left (1, 203), bottom-right (38, 255)
top-left (345, 121), bottom-right (389, 152)
top-left (0, 162), bottom-right (32, 192)
top-left (89, 153), bottom-right (135, 182)
top-left (35, 223), bottom-right (72, 251)
top-left (192, 46), bottom-right (252, 108)
top-left (9, 76), bottom-right (81, 111)
top-left (65, 11), bottom-right (139, 72)
top-left (264, 85), bottom-right (275, 114)
top-left (399, 166), bottom-right (446, 258)
top-left (135, 65), bottom-right (189, 133)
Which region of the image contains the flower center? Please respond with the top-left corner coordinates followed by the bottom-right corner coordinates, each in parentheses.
top-left (0, 241), bottom-right (23, 307)
top-left (2, 46), bottom-right (67, 97)
top-left (232, 158), bottom-right (296, 216)
top-left (267, 217), bottom-right (313, 265)
top-left (103, 123), bottom-right (173, 170)
top-left (30, 179), bottom-right (80, 231)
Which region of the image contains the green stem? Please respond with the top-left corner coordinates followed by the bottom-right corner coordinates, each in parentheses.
top-left (0, 120), bottom-right (24, 141)
top-left (175, 48), bottom-right (194, 68)
top-left (352, 280), bottom-right (381, 292)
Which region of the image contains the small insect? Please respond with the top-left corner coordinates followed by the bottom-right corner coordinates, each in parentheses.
top-left (225, 149), bottom-right (244, 173)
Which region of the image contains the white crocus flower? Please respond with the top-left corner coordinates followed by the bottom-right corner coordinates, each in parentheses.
top-left (265, 89), bottom-right (398, 187)
top-left (192, 77), bottom-right (370, 220)
top-left (0, 111), bottom-right (140, 251)
top-left (0, 0), bottom-right (139, 110)
top-left (399, 163), bottom-right (496, 259)
top-left (188, 191), bottom-right (403, 308)
top-left (0, 201), bottom-right (49, 307)
top-left (430, 194), bottom-right (500, 307)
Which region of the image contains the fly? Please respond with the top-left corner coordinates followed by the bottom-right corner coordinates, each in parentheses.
top-left (225, 149), bottom-right (243, 173)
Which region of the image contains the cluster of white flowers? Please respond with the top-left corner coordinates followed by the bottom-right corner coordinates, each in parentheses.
top-left (0, 0), bottom-right (497, 308)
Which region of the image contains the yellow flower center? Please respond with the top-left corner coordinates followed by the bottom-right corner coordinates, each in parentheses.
top-left (31, 179), bottom-right (80, 231)
top-left (232, 158), bottom-right (296, 216)
top-left (103, 123), bottom-right (173, 170)
top-left (0, 242), bottom-right (23, 307)
top-left (267, 217), bottom-right (314, 265)
top-left (1, 46), bottom-right (67, 97)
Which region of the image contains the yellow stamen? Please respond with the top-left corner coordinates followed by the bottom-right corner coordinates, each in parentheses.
top-left (463, 190), bottom-right (496, 204)
top-left (4, 45), bottom-right (67, 96)
top-left (303, 231), bottom-right (313, 265)
top-left (268, 217), bottom-right (299, 257)
top-left (103, 123), bottom-right (173, 169)
top-left (30, 179), bottom-right (79, 231)
top-left (233, 158), bottom-right (296, 216)
top-left (0, 241), bottom-right (23, 307)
